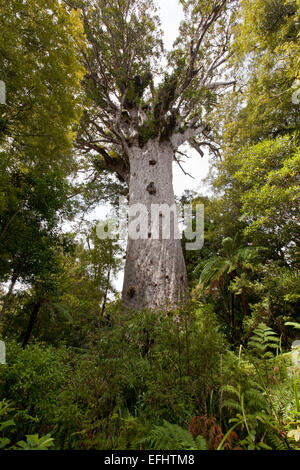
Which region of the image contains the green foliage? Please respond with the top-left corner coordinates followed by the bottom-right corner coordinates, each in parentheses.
top-left (194, 0), bottom-right (300, 342)
top-left (0, 340), bottom-right (72, 441)
top-left (0, 400), bottom-right (15, 449)
top-left (225, 0), bottom-right (300, 143)
top-left (1, 312), bottom-right (299, 451)
top-left (0, 399), bottom-right (53, 450)
top-left (195, 236), bottom-right (263, 288)
top-left (0, 0), bottom-right (85, 156)
top-left (0, 303), bottom-right (228, 450)
top-left (14, 433), bottom-right (54, 451)
top-left (229, 136), bottom-right (300, 245)
top-left (193, 235), bottom-right (266, 344)
top-left (219, 323), bottom-right (300, 450)
top-left (0, 0), bottom-right (86, 328)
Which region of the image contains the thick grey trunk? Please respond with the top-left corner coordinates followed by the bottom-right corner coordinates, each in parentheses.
top-left (122, 140), bottom-right (188, 310)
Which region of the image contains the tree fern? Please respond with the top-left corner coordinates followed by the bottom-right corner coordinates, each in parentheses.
top-left (194, 236), bottom-right (264, 290)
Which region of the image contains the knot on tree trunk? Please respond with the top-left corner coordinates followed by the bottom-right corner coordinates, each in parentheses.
top-left (146, 182), bottom-right (156, 195)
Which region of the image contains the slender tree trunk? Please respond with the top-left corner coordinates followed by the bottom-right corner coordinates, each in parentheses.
top-left (22, 300), bottom-right (42, 348)
top-left (230, 293), bottom-right (235, 345)
top-left (101, 264), bottom-right (111, 318)
top-left (239, 289), bottom-right (249, 316)
top-left (229, 269), bottom-right (249, 316)
top-left (0, 272), bottom-right (18, 323)
top-left (0, 208), bottom-right (21, 243)
top-left (122, 140), bottom-right (188, 310)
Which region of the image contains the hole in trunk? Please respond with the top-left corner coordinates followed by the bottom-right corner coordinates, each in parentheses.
top-left (146, 182), bottom-right (156, 195)
top-left (127, 287), bottom-right (136, 298)
top-left (149, 159), bottom-right (157, 166)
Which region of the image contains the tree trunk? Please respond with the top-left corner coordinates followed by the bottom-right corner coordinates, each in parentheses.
top-left (122, 140), bottom-right (188, 310)
top-left (22, 300), bottom-right (42, 348)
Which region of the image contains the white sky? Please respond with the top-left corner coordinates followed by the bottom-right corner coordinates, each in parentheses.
top-left (158, 0), bottom-right (183, 50)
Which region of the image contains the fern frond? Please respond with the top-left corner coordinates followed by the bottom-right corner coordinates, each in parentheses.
top-left (248, 323), bottom-right (279, 358)
top-left (267, 432), bottom-right (288, 450)
top-left (194, 435), bottom-right (208, 450)
top-left (222, 399), bottom-right (242, 412)
top-left (143, 421), bottom-right (208, 450)
top-left (221, 384), bottom-right (240, 398)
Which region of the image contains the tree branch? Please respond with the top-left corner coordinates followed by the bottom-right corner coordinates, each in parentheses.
top-left (170, 121), bottom-right (207, 150)
top-left (205, 80), bottom-right (236, 90)
top-left (174, 153), bottom-right (195, 179)
top-left (179, 0), bottom-right (228, 95)
top-left (76, 136), bottom-right (129, 185)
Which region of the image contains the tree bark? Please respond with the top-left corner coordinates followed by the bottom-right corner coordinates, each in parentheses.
top-left (122, 140), bottom-right (188, 310)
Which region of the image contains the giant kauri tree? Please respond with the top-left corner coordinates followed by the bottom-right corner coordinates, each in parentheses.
top-left (68, 0), bottom-right (237, 310)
